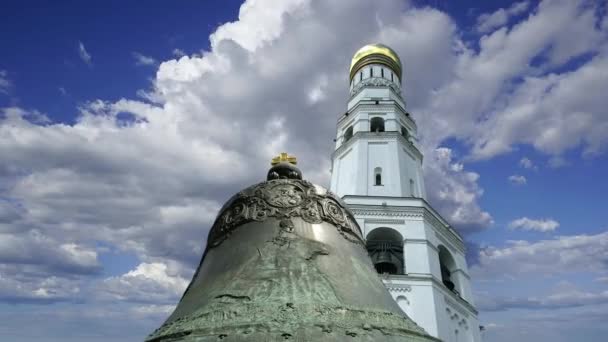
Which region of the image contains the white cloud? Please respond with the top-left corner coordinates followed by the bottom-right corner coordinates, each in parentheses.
top-left (0, 70), bottom-right (11, 94)
top-left (477, 287), bottom-right (608, 312)
top-left (425, 148), bottom-right (493, 233)
top-left (418, 0), bottom-right (608, 161)
top-left (132, 52), bottom-right (157, 66)
top-left (509, 217), bottom-right (559, 232)
top-left (0, 272), bottom-right (82, 303)
top-left (0, 0), bottom-right (496, 308)
top-left (0, 230), bottom-right (101, 275)
top-left (476, 1), bottom-right (529, 33)
top-left (0, 7), bottom-right (606, 342)
top-left (471, 231), bottom-right (608, 280)
top-left (519, 157), bottom-right (536, 169)
top-left (307, 74), bottom-right (328, 104)
top-left (98, 262), bottom-right (188, 303)
top-left (508, 174), bottom-right (527, 185)
top-left (172, 48), bottom-right (186, 58)
top-left (78, 41), bottom-right (92, 66)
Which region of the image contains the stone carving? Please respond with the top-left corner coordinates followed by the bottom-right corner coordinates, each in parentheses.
top-left (350, 77), bottom-right (400, 96)
top-left (207, 179), bottom-right (364, 248)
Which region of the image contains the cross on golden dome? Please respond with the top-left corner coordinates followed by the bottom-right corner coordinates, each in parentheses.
top-left (271, 152), bottom-right (297, 166)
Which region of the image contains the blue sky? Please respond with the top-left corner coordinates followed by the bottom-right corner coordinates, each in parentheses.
top-left (1, 1), bottom-right (608, 341)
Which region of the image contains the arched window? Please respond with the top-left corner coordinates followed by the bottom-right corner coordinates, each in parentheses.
top-left (401, 125), bottom-right (409, 139)
top-left (370, 67), bottom-right (373, 77)
top-left (370, 117), bottom-right (385, 132)
top-left (366, 228), bottom-right (404, 275)
top-left (438, 245), bottom-right (459, 295)
top-left (343, 126), bottom-right (353, 142)
top-left (374, 167), bottom-right (382, 186)
top-left (409, 179), bottom-right (416, 197)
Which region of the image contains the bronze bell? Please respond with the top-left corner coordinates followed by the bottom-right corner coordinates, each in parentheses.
top-left (146, 154), bottom-right (438, 342)
top-left (373, 250), bottom-right (398, 275)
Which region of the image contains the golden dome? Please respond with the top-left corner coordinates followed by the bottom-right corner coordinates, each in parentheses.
top-left (349, 44), bottom-right (402, 82)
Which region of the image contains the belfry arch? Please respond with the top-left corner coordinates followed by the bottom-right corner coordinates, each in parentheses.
top-left (370, 117), bottom-right (385, 132)
top-left (365, 227), bottom-right (404, 275)
top-left (438, 245), bottom-right (459, 295)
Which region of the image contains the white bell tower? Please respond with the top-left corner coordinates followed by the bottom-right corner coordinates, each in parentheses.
top-left (330, 44), bottom-right (482, 342)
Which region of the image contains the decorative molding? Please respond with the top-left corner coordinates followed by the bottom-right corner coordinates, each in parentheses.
top-left (339, 100), bottom-right (414, 127)
top-left (444, 296), bottom-right (470, 318)
top-left (350, 77), bottom-right (401, 96)
top-left (365, 218), bottom-right (406, 224)
top-left (434, 230), bottom-right (465, 255)
top-left (402, 147), bottom-right (417, 161)
top-left (351, 208), bottom-right (424, 219)
top-left (375, 272), bottom-right (478, 315)
top-left (331, 131), bottom-right (423, 161)
top-left (342, 199), bottom-right (466, 253)
top-left (384, 283), bottom-right (413, 293)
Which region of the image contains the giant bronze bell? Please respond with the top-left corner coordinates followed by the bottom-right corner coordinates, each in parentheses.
top-left (146, 154), bottom-right (439, 342)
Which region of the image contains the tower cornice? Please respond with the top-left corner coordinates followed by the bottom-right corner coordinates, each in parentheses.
top-left (342, 197), bottom-right (465, 252)
top-left (338, 100), bottom-right (416, 130)
top-left (331, 131), bottom-right (423, 162)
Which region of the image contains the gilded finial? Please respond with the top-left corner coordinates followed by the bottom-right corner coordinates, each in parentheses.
top-left (271, 152), bottom-right (297, 166)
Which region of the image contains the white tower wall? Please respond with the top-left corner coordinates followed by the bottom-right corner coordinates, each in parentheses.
top-left (330, 46), bottom-right (481, 342)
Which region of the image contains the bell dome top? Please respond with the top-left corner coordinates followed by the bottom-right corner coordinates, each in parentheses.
top-left (349, 44), bottom-right (402, 82)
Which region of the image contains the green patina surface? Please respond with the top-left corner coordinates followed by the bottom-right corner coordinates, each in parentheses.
top-left (146, 179), bottom-right (441, 342)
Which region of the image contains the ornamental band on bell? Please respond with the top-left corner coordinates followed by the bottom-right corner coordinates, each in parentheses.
top-left (207, 179), bottom-right (365, 248)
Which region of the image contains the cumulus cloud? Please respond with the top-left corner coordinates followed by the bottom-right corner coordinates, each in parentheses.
top-left (0, 70), bottom-right (11, 94)
top-left (133, 52), bottom-right (157, 66)
top-left (0, 230), bottom-right (101, 276)
top-left (98, 262), bottom-right (188, 303)
top-left (78, 41), bottom-right (92, 66)
top-left (425, 148), bottom-right (493, 233)
top-left (0, 4), bottom-right (606, 339)
top-left (417, 0), bottom-right (608, 160)
top-left (509, 217), bottom-right (559, 232)
top-left (471, 231), bottom-right (608, 280)
top-left (476, 1), bottom-right (529, 34)
top-left (0, 0), bottom-right (497, 309)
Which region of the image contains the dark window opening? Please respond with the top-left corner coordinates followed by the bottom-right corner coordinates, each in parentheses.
top-left (381, 68), bottom-right (384, 78)
top-left (370, 117), bottom-right (385, 132)
top-left (370, 67), bottom-right (373, 77)
top-left (439, 246), bottom-right (460, 295)
top-left (360, 72), bottom-right (363, 81)
top-left (366, 228), bottom-right (404, 275)
top-left (401, 125), bottom-right (409, 139)
top-left (344, 126), bottom-right (353, 142)
top-left (391, 72), bottom-right (394, 82)
top-left (374, 167), bottom-right (382, 186)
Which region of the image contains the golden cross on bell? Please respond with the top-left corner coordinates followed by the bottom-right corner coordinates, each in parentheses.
top-left (271, 152), bottom-right (297, 166)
